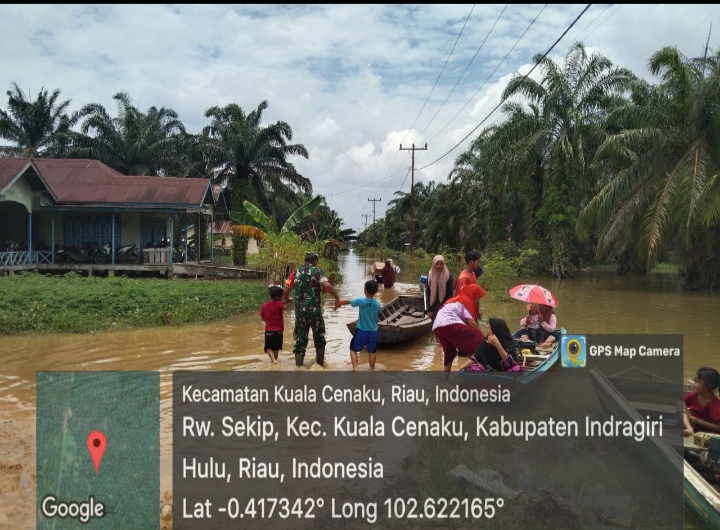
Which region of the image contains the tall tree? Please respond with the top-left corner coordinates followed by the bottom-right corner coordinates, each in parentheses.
top-left (0, 82), bottom-right (76, 157)
top-left (500, 42), bottom-right (635, 277)
top-left (73, 92), bottom-right (186, 176)
top-left (201, 100), bottom-right (310, 265)
top-left (580, 43), bottom-right (720, 289)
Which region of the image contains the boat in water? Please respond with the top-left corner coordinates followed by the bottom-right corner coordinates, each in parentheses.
top-left (346, 294), bottom-right (430, 345)
top-left (456, 327), bottom-right (564, 396)
top-left (589, 367), bottom-right (720, 529)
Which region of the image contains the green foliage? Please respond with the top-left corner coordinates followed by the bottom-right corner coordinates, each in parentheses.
top-left (246, 232), bottom-right (341, 285)
top-left (230, 195), bottom-right (324, 237)
top-left (479, 253), bottom-right (517, 300)
top-left (248, 232), bottom-right (307, 285)
top-left (281, 195), bottom-right (323, 234)
top-left (517, 240), bottom-right (552, 276)
top-left (479, 242), bottom-right (553, 301)
top-left (232, 235), bottom-right (249, 266)
top-left (0, 271), bottom-right (267, 334)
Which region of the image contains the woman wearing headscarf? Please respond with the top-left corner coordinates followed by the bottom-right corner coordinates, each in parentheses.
top-left (425, 255), bottom-right (454, 320)
top-left (459, 318), bottom-right (523, 372)
top-left (432, 284), bottom-right (486, 373)
top-left (381, 258), bottom-right (396, 288)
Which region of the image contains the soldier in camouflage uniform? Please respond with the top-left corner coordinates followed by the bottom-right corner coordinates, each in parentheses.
top-left (283, 252), bottom-right (341, 366)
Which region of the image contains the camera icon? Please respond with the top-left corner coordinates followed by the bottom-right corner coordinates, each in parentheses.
top-left (561, 335), bottom-right (587, 368)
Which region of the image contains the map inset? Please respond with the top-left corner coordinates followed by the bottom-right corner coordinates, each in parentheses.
top-left (36, 371), bottom-right (159, 529)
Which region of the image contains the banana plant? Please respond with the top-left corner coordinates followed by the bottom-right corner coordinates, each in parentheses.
top-left (229, 195), bottom-right (323, 239)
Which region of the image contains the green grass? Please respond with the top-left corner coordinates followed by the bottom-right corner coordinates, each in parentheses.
top-left (0, 271), bottom-right (268, 334)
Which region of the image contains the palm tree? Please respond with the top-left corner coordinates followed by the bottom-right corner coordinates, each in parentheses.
top-left (580, 43), bottom-right (720, 289)
top-left (500, 42), bottom-right (635, 277)
top-left (0, 82), bottom-right (77, 157)
top-left (202, 100), bottom-right (310, 265)
top-left (453, 102), bottom-right (548, 245)
top-left (73, 92), bottom-right (186, 175)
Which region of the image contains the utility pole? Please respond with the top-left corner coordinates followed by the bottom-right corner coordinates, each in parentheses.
top-left (399, 143), bottom-right (427, 269)
top-left (367, 198), bottom-right (381, 225)
top-left (362, 213), bottom-right (371, 232)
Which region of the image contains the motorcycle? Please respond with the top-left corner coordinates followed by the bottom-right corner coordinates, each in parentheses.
top-left (4, 240), bottom-right (20, 252)
top-left (84, 241), bottom-right (106, 264)
top-left (65, 245), bottom-right (90, 264)
top-left (172, 240), bottom-right (197, 262)
top-left (118, 243), bottom-right (139, 264)
top-left (98, 243), bottom-right (140, 264)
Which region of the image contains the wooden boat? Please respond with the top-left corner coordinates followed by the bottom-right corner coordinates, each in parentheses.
top-left (346, 295), bottom-right (431, 345)
top-left (589, 367), bottom-right (720, 529)
top-left (457, 327), bottom-right (564, 394)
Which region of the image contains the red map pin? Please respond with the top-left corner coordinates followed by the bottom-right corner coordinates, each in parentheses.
top-left (87, 430), bottom-right (107, 475)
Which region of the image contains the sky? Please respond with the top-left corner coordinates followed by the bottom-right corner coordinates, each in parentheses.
top-left (1, 4), bottom-right (719, 234)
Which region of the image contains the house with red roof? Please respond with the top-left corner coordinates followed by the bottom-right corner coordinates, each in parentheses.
top-left (0, 158), bottom-right (226, 270)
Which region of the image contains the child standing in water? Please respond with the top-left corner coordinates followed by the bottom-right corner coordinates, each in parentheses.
top-left (337, 280), bottom-right (382, 371)
top-left (259, 285), bottom-right (290, 365)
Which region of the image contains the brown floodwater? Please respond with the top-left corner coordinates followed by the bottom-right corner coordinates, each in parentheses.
top-left (0, 249), bottom-right (715, 528)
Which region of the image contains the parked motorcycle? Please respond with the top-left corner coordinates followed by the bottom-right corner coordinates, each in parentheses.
top-left (3, 240), bottom-right (20, 252)
top-left (172, 240), bottom-right (197, 262)
top-left (86, 241), bottom-right (107, 264)
top-left (97, 243), bottom-right (140, 264)
top-left (116, 243), bottom-right (140, 264)
top-left (65, 245), bottom-right (90, 264)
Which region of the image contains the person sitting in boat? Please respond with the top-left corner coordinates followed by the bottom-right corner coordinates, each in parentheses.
top-left (459, 318), bottom-right (523, 373)
top-left (432, 284), bottom-right (485, 375)
top-left (537, 304), bottom-right (561, 349)
top-left (381, 258), bottom-right (396, 289)
top-left (425, 254), bottom-right (454, 320)
top-left (519, 303), bottom-right (541, 343)
top-left (683, 367), bottom-right (720, 436)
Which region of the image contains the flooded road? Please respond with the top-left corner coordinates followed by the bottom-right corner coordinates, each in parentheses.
top-left (0, 249), bottom-right (715, 528)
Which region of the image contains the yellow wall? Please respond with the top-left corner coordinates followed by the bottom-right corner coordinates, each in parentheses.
top-left (3, 177), bottom-right (32, 212)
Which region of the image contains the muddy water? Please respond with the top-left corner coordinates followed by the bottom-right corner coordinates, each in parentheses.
top-left (0, 249), bottom-right (716, 528)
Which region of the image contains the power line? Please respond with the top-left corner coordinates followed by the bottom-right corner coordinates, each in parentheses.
top-left (324, 4), bottom-right (592, 207)
top-left (370, 4), bottom-right (477, 201)
top-left (418, 4), bottom-right (509, 139)
top-left (417, 3), bottom-right (593, 172)
top-left (426, 3), bottom-right (547, 145)
top-left (386, 4), bottom-right (542, 201)
top-left (325, 167), bottom-right (407, 198)
top-left (401, 5), bottom-right (477, 146)
top-left (563, 3), bottom-right (611, 50)
top-left (579, 4), bottom-right (621, 43)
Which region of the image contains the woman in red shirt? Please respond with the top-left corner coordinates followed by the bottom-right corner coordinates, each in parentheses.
top-left (683, 366), bottom-right (720, 436)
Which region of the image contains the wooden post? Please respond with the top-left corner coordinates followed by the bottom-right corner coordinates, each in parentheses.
top-left (51, 212), bottom-right (55, 264)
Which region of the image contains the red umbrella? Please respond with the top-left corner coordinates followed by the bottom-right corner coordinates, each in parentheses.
top-left (508, 284), bottom-right (557, 307)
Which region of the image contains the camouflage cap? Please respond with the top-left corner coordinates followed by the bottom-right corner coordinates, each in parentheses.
top-left (305, 252), bottom-right (319, 263)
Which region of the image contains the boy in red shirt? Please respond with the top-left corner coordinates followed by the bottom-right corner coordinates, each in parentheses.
top-left (454, 250), bottom-right (486, 297)
top-left (683, 366), bottom-right (720, 436)
top-left (260, 285), bottom-right (290, 365)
